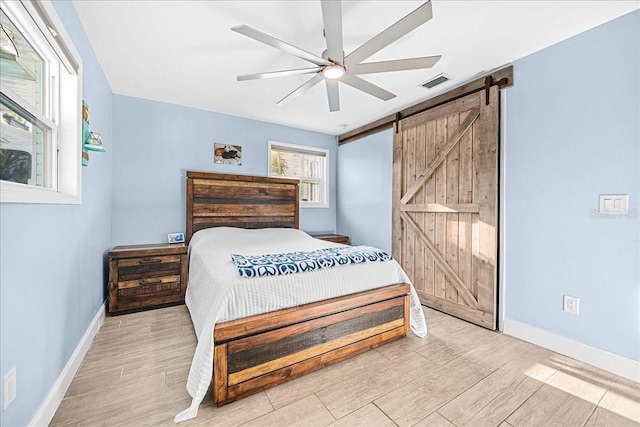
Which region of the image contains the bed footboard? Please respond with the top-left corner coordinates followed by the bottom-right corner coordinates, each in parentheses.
top-left (212, 283), bottom-right (411, 406)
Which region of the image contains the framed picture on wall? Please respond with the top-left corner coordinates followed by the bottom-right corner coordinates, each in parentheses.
top-left (214, 143), bottom-right (242, 165)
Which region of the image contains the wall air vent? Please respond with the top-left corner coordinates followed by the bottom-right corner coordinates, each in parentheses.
top-left (421, 73), bottom-right (452, 89)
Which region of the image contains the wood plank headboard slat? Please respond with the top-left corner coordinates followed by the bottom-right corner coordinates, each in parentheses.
top-left (194, 188), bottom-right (296, 201)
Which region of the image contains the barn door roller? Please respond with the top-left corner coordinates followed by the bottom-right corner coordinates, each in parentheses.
top-left (484, 75), bottom-right (509, 105)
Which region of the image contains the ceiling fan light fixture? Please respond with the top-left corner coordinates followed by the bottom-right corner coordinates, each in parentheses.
top-left (234, 0), bottom-right (439, 111)
top-left (322, 64), bottom-right (345, 80)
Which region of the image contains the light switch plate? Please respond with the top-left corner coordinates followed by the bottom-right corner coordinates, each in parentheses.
top-left (599, 194), bottom-right (628, 214)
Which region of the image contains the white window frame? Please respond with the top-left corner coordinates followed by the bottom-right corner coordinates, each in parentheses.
top-left (0, 0), bottom-right (83, 204)
top-left (268, 141), bottom-right (329, 208)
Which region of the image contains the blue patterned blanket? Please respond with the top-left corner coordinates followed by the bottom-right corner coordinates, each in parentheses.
top-left (231, 245), bottom-right (392, 278)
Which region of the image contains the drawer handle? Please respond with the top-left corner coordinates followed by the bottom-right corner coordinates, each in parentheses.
top-left (140, 279), bottom-right (163, 286)
top-left (139, 258), bottom-right (163, 264)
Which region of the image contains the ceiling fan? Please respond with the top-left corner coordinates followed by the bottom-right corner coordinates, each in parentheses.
top-left (232, 1), bottom-right (441, 112)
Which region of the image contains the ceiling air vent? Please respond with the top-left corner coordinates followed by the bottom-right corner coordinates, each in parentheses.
top-left (421, 73), bottom-right (452, 89)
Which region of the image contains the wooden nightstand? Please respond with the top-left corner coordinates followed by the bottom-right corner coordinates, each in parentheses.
top-left (311, 233), bottom-right (350, 245)
top-left (108, 243), bottom-right (188, 314)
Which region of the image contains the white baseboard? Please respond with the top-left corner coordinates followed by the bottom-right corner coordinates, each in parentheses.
top-left (29, 302), bottom-right (106, 427)
top-left (503, 318), bottom-right (640, 383)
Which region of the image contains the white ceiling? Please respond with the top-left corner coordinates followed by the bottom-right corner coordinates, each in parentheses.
top-left (72, 1), bottom-right (638, 136)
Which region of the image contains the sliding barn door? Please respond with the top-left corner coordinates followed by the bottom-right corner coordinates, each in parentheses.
top-left (392, 87), bottom-right (498, 329)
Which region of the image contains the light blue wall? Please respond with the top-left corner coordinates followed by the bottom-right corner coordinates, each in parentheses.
top-left (0, 2), bottom-right (113, 425)
top-left (337, 129), bottom-right (393, 253)
top-left (111, 96), bottom-right (337, 246)
top-left (504, 10), bottom-right (639, 361)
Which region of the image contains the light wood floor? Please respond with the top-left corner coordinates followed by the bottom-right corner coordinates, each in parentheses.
top-left (51, 305), bottom-right (640, 427)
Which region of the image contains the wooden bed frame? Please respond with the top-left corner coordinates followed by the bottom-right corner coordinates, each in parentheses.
top-left (185, 171), bottom-right (411, 406)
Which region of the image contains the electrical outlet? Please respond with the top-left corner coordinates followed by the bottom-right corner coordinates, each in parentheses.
top-left (2, 367), bottom-right (16, 410)
top-left (563, 295), bottom-right (579, 315)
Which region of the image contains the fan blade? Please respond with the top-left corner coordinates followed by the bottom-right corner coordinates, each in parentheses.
top-left (321, 0), bottom-right (343, 64)
top-left (351, 56), bottom-right (441, 75)
top-left (345, 1), bottom-right (433, 66)
top-left (277, 73), bottom-right (324, 106)
top-left (232, 25), bottom-right (331, 67)
top-left (238, 67), bottom-right (321, 81)
top-left (341, 75), bottom-right (396, 101)
top-left (325, 79), bottom-right (340, 112)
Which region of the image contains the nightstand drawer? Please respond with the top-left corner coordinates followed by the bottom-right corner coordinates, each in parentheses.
top-left (118, 274), bottom-right (182, 291)
top-left (117, 275), bottom-right (182, 310)
top-left (118, 255), bottom-right (182, 280)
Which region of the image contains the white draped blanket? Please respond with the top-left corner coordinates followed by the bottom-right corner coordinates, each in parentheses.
top-left (174, 227), bottom-right (427, 423)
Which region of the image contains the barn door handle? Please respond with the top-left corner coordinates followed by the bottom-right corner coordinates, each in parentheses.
top-left (140, 279), bottom-right (162, 286)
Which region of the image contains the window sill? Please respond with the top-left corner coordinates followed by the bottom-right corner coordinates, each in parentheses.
top-left (1, 181), bottom-right (81, 204)
top-left (301, 203), bottom-right (329, 209)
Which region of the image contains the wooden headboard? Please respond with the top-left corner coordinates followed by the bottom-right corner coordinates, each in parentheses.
top-left (185, 171), bottom-right (300, 244)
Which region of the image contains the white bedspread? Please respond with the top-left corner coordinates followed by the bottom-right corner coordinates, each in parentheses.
top-left (174, 227), bottom-right (427, 423)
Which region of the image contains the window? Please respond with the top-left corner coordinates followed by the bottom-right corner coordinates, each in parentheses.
top-left (0, 0), bottom-right (82, 204)
top-left (268, 141), bottom-right (329, 208)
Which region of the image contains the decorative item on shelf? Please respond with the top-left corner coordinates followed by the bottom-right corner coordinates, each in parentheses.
top-left (81, 100), bottom-right (105, 166)
top-left (85, 132), bottom-right (104, 152)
